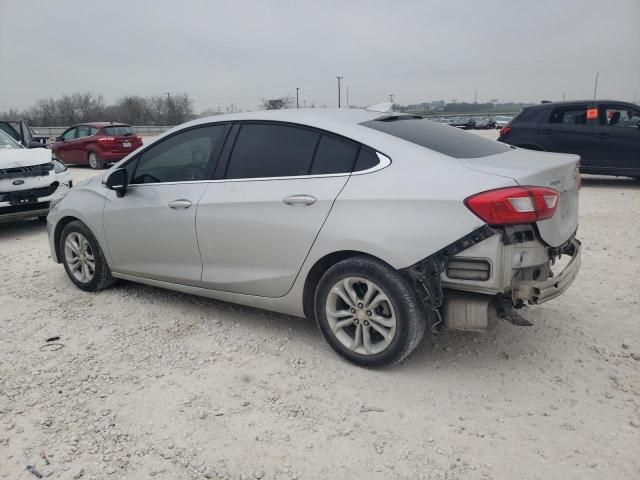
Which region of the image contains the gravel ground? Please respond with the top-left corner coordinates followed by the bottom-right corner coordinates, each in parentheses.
top-left (1, 139), bottom-right (639, 479)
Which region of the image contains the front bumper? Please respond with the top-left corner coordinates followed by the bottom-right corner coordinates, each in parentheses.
top-left (0, 172), bottom-right (72, 222)
top-left (513, 237), bottom-right (581, 304)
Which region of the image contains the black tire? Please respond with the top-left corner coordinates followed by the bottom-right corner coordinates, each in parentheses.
top-left (314, 256), bottom-right (427, 368)
top-left (59, 220), bottom-right (116, 292)
top-left (88, 151), bottom-right (105, 169)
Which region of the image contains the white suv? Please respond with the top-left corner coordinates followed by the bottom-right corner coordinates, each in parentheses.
top-left (0, 129), bottom-right (71, 223)
top-left (47, 108), bottom-right (581, 367)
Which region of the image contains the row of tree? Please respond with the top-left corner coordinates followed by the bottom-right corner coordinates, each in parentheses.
top-left (0, 92), bottom-right (194, 126)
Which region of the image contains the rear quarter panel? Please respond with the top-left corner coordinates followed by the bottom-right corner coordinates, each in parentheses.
top-left (306, 142), bottom-right (517, 270)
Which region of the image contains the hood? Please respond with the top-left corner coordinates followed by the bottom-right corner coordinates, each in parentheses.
top-left (0, 147), bottom-right (52, 169)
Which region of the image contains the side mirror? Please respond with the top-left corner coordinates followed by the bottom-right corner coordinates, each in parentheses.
top-left (56, 136), bottom-right (64, 142)
top-left (104, 168), bottom-right (128, 198)
top-left (28, 141), bottom-right (46, 149)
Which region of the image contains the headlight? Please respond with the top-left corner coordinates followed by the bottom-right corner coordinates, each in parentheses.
top-left (53, 159), bottom-right (67, 173)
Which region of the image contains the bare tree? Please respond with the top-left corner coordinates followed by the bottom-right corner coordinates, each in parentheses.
top-left (260, 96), bottom-right (294, 110)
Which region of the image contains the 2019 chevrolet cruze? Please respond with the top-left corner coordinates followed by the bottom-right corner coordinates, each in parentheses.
top-left (47, 108), bottom-right (581, 367)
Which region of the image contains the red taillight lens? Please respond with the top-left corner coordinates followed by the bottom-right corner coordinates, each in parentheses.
top-left (464, 186), bottom-right (560, 225)
top-left (97, 136), bottom-right (115, 143)
top-left (135, 136), bottom-right (143, 143)
top-left (499, 126), bottom-right (511, 137)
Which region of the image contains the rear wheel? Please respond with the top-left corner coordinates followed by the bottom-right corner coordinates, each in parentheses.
top-left (60, 220), bottom-right (116, 291)
top-left (314, 256), bottom-right (426, 368)
top-left (88, 151), bottom-right (105, 169)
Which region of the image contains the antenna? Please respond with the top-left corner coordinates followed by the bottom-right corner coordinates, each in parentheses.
top-left (593, 71), bottom-right (599, 100)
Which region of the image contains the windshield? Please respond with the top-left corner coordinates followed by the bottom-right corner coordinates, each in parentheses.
top-left (102, 125), bottom-right (134, 136)
top-left (0, 129), bottom-right (22, 149)
top-left (360, 116), bottom-right (511, 158)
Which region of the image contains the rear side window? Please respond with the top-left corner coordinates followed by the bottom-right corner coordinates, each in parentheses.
top-left (102, 125), bottom-right (134, 136)
top-left (310, 135), bottom-right (359, 175)
top-left (77, 125), bottom-right (90, 137)
top-left (226, 124), bottom-right (319, 179)
top-left (548, 106), bottom-right (588, 125)
top-left (360, 117), bottom-right (511, 159)
top-left (353, 147), bottom-right (380, 171)
top-left (598, 104), bottom-right (640, 128)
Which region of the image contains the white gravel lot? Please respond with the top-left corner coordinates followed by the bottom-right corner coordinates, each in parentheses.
top-left (1, 131), bottom-right (639, 480)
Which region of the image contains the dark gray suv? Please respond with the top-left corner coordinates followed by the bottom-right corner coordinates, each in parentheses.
top-left (498, 100), bottom-right (640, 178)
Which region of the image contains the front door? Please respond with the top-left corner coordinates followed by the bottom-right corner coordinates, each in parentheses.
top-left (197, 123), bottom-right (359, 297)
top-left (591, 103), bottom-right (640, 175)
top-left (56, 127), bottom-right (78, 163)
top-left (102, 124), bottom-right (229, 284)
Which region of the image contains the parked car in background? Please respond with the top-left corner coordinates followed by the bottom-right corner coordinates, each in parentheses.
top-left (452, 117), bottom-right (476, 129)
top-left (498, 100), bottom-right (640, 178)
top-left (48, 108), bottom-right (581, 367)
top-left (51, 123), bottom-right (143, 169)
top-left (473, 117), bottom-right (496, 129)
top-left (0, 129), bottom-right (71, 222)
top-left (0, 120), bottom-right (48, 148)
top-left (494, 116), bottom-right (513, 128)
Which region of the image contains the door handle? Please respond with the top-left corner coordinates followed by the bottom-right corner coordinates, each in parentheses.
top-left (283, 194), bottom-right (316, 206)
top-left (168, 199), bottom-right (192, 209)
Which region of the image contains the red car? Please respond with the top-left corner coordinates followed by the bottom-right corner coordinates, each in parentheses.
top-left (52, 122), bottom-right (143, 169)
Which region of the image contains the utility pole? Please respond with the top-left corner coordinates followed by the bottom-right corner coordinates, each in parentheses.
top-left (474, 88), bottom-right (478, 104)
top-left (593, 71), bottom-right (599, 100)
top-left (296, 88), bottom-right (300, 109)
top-left (336, 76), bottom-right (343, 108)
top-left (346, 87), bottom-right (349, 108)
top-left (388, 94), bottom-right (394, 103)
top-left (562, 92), bottom-right (566, 101)
top-left (163, 92), bottom-right (172, 102)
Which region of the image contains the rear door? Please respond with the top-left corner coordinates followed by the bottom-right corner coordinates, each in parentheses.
top-left (73, 125), bottom-right (92, 163)
top-left (591, 103), bottom-right (640, 175)
top-left (196, 122), bottom-right (358, 297)
top-left (539, 104), bottom-right (595, 166)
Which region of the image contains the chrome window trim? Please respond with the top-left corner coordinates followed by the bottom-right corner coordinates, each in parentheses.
top-left (123, 153), bottom-right (391, 188)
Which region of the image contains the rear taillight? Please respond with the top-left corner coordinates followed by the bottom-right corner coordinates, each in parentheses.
top-left (464, 186), bottom-right (560, 225)
top-left (499, 126), bottom-right (511, 137)
top-left (97, 136), bottom-right (116, 143)
top-left (135, 136), bottom-right (143, 143)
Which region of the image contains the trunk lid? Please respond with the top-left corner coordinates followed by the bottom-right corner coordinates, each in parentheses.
top-left (460, 149), bottom-right (580, 247)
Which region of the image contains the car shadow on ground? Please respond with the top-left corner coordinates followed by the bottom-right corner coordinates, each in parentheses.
top-left (580, 175), bottom-right (639, 189)
top-left (107, 278), bottom-right (558, 373)
top-left (0, 218), bottom-right (47, 239)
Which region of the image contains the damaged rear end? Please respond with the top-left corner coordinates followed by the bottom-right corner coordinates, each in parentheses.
top-left (405, 148), bottom-right (582, 332)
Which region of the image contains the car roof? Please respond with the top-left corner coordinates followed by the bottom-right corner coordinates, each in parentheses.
top-left (527, 100), bottom-right (639, 109)
top-left (73, 122), bottom-right (131, 128)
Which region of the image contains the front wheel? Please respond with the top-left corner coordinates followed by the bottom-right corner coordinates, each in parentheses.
top-left (88, 151), bottom-right (105, 169)
top-left (314, 256), bottom-right (427, 368)
top-left (60, 220), bottom-right (116, 291)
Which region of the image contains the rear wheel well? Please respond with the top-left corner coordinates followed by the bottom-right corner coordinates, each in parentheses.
top-left (303, 250), bottom-right (385, 321)
top-left (54, 216), bottom-right (81, 263)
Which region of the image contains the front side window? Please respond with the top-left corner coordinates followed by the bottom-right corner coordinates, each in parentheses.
top-left (226, 124), bottom-right (319, 179)
top-left (0, 123), bottom-right (19, 140)
top-left (548, 106), bottom-right (588, 125)
top-left (131, 125), bottom-right (227, 184)
top-left (0, 129), bottom-right (22, 149)
top-left (599, 105), bottom-right (640, 128)
top-left (62, 128), bottom-right (77, 140)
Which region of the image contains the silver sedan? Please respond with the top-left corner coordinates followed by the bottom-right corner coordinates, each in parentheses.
top-left (47, 108), bottom-right (581, 367)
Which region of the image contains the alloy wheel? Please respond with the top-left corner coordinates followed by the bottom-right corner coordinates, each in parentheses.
top-left (64, 232), bottom-right (95, 283)
top-left (325, 277), bottom-right (397, 355)
top-left (89, 152), bottom-right (97, 169)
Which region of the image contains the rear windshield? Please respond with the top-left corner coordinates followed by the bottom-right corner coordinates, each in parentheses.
top-left (360, 117), bottom-right (511, 158)
top-left (102, 125), bottom-right (134, 136)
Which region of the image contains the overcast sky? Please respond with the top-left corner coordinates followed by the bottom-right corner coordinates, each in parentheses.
top-left (1, 0), bottom-right (639, 112)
